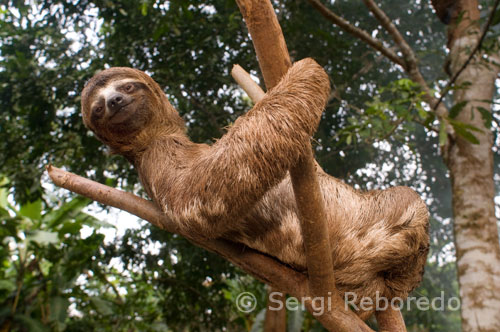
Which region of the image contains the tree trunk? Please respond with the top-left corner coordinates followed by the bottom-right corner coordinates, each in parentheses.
top-left (264, 288), bottom-right (286, 332)
top-left (444, 1), bottom-right (500, 330)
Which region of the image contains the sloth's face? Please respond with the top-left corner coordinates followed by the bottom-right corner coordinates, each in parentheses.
top-left (83, 78), bottom-right (151, 137)
top-left (81, 68), bottom-right (161, 149)
top-left (81, 67), bottom-right (185, 152)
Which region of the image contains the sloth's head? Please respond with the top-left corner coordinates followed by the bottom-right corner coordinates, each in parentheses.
top-left (81, 67), bottom-right (185, 155)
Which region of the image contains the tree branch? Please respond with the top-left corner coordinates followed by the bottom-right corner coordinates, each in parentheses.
top-left (375, 307), bottom-right (406, 332)
top-left (46, 165), bottom-right (169, 231)
top-left (307, 0), bottom-right (405, 68)
top-left (231, 66), bottom-right (287, 332)
top-left (232, 64), bottom-right (265, 102)
top-left (46, 165), bottom-right (308, 289)
top-left (361, 0), bottom-right (445, 112)
top-left (309, 0), bottom-right (452, 138)
top-left (264, 287), bottom-right (287, 332)
top-left (238, 0), bottom-right (336, 298)
top-left (433, 0), bottom-right (500, 111)
top-left (235, 1), bottom-right (376, 331)
top-left (46, 164), bottom-right (373, 331)
top-left (362, 0), bottom-right (416, 71)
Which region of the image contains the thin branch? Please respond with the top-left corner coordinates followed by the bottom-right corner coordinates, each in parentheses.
top-left (11, 280), bottom-right (22, 316)
top-left (307, 0), bottom-right (405, 68)
top-left (94, 270), bottom-right (125, 305)
top-left (289, 149), bottom-right (337, 297)
top-left (434, 0), bottom-right (500, 111)
top-left (232, 64), bottom-right (265, 102)
top-left (46, 165), bottom-right (308, 293)
top-left (380, 118), bottom-right (405, 141)
top-left (413, 118), bottom-right (440, 134)
top-left (360, 0), bottom-right (442, 111)
top-left (309, 0), bottom-right (450, 128)
top-left (46, 165), bottom-right (168, 231)
top-left (362, 0), bottom-right (416, 71)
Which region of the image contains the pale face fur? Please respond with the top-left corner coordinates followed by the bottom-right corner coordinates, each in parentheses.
top-left (81, 67), bottom-right (185, 157)
top-left (81, 59), bottom-right (429, 315)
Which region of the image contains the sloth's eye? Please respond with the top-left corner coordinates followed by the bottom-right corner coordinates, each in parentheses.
top-left (93, 106), bottom-right (103, 115)
top-left (125, 84), bottom-right (134, 92)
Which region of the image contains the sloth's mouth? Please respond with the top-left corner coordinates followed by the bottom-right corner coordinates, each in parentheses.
top-left (108, 101), bottom-right (134, 124)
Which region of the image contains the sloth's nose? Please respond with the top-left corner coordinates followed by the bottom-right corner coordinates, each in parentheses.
top-left (107, 93), bottom-right (125, 112)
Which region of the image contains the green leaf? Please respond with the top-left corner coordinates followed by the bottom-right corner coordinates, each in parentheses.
top-left (44, 196), bottom-right (90, 228)
top-left (90, 297), bottom-right (114, 316)
top-left (439, 121), bottom-right (447, 146)
top-left (0, 279), bottom-right (16, 292)
top-left (79, 214), bottom-right (114, 229)
top-left (0, 206), bottom-right (9, 218)
top-left (449, 120), bottom-right (480, 145)
top-left (423, 112), bottom-right (436, 127)
top-left (29, 230), bottom-right (59, 245)
top-left (0, 218), bottom-right (18, 237)
top-left (477, 106), bottom-right (492, 128)
top-left (39, 259), bottom-right (53, 276)
top-left (448, 119), bottom-right (483, 133)
top-left (0, 177), bottom-right (8, 210)
top-left (417, 105), bottom-right (427, 120)
top-left (49, 296), bottom-right (69, 323)
top-left (393, 104), bottom-right (407, 117)
top-left (454, 129), bottom-right (480, 144)
top-left (449, 101), bottom-right (468, 119)
top-left (58, 220), bottom-right (84, 236)
top-left (19, 199), bottom-right (42, 220)
top-left (141, 2), bottom-right (148, 16)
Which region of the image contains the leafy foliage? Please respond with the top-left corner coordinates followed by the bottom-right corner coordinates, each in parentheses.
top-left (0, 178), bottom-right (108, 331)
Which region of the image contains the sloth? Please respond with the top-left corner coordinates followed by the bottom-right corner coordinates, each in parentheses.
top-left (81, 58), bottom-right (429, 312)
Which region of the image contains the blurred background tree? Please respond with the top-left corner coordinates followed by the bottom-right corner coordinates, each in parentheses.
top-left (2, 0), bottom-right (499, 331)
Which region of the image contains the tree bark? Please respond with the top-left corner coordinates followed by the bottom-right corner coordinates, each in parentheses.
top-left (264, 288), bottom-right (287, 332)
top-left (375, 308), bottom-right (406, 332)
top-left (236, 0), bottom-right (338, 303)
top-left (444, 1), bottom-right (500, 331)
top-left (235, 1), bottom-right (375, 331)
top-left (308, 0), bottom-right (500, 329)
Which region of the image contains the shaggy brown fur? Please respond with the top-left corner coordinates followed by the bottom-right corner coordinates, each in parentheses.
top-left (81, 58), bottom-right (429, 311)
